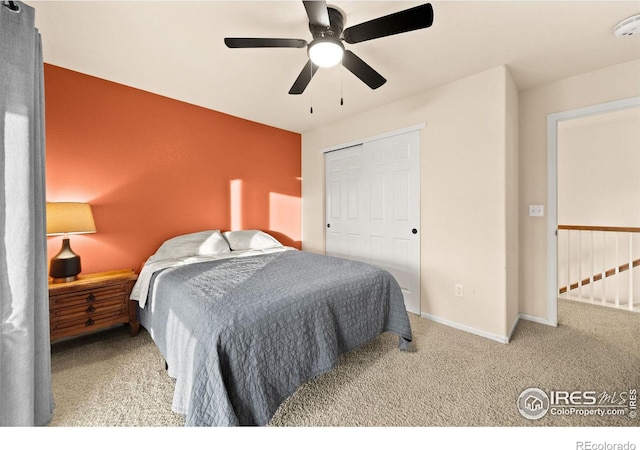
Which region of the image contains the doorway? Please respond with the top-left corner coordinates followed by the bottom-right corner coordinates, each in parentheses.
top-left (547, 96), bottom-right (640, 325)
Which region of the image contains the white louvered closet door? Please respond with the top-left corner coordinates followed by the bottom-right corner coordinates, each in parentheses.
top-left (325, 130), bottom-right (421, 314)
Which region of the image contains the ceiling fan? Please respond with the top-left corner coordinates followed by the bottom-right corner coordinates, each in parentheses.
top-left (224, 1), bottom-right (434, 95)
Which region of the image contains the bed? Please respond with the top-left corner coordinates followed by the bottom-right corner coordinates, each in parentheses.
top-left (130, 229), bottom-right (413, 426)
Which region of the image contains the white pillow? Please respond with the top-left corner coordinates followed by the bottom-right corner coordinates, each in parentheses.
top-left (153, 230), bottom-right (230, 260)
top-left (223, 230), bottom-right (282, 251)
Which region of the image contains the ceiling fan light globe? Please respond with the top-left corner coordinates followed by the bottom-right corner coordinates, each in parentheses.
top-left (308, 40), bottom-right (344, 68)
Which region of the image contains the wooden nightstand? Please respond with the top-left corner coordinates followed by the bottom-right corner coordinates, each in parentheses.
top-left (49, 269), bottom-right (140, 343)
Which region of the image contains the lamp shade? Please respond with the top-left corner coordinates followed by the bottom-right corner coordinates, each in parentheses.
top-left (46, 202), bottom-right (96, 236)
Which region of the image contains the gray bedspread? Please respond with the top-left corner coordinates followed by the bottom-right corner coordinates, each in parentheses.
top-left (139, 249), bottom-right (412, 426)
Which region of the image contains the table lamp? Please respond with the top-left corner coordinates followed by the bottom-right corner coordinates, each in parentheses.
top-left (46, 202), bottom-right (96, 283)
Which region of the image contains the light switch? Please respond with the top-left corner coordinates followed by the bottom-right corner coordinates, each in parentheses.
top-left (529, 205), bottom-right (544, 217)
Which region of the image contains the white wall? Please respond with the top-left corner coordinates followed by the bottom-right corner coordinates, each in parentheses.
top-left (558, 109), bottom-right (640, 227)
top-left (302, 65), bottom-right (518, 341)
top-left (519, 58), bottom-right (640, 320)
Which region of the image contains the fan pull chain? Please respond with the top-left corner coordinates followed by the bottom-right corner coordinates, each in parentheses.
top-left (310, 62), bottom-right (314, 114)
top-left (340, 63), bottom-right (344, 106)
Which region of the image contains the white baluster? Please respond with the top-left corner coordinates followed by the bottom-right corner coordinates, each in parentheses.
top-left (629, 233), bottom-right (634, 311)
top-left (601, 231), bottom-right (606, 306)
top-left (615, 233), bottom-right (620, 308)
top-left (566, 230), bottom-right (571, 298)
top-left (578, 230), bottom-right (583, 300)
top-left (590, 230), bottom-right (594, 302)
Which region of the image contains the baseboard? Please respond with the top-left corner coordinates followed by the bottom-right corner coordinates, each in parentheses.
top-left (420, 313), bottom-right (510, 344)
top-left (419, 312), bottom-right (557, 344)
top-left (519, 313), bottom-right (556, 327)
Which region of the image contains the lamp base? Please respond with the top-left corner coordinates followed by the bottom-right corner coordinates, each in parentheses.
top-left (51, 275), bottom-right (79, 284)
top-left (50, 238), bottom-right (81, 283)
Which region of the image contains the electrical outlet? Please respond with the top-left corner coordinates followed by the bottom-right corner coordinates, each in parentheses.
top-left (454, 284), bottom-right (464, 297)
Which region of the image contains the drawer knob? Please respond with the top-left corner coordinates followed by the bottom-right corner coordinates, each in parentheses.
top-left (85, 318), bottom-right (95, 327)
top-left (86, 293), bottom-right (96, 302)
top-left (86, 305), bottom-right (95, 313)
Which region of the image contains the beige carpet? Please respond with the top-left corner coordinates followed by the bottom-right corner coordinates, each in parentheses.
top-left (49, 299), bottom-right (640, 427)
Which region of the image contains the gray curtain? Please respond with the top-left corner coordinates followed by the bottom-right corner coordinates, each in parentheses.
top-left (0, 1), bottom-right (53, 426)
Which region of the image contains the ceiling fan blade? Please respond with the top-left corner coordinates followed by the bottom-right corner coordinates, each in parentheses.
top-left (224, 38), bottom-right (307, 48)
top-left (303, 0), bottom-right (330, 28)
top-left (289, 60), bottom-right (319, 95)
top-left (342, 50), bottom-right (386, 90)
top-left (342, 3), bottom-right (434, 44)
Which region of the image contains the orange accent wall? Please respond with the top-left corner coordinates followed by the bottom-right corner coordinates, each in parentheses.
top-left (44, 64), bottom-right (301, 275)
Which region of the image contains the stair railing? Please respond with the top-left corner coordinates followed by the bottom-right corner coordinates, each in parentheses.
top-left (558, 225), bottom-right (640, 312)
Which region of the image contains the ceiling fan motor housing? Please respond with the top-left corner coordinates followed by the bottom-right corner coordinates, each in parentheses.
top-left (309, 7), bottom-right (345, 38)
top-left (307, 7), bottom-right (346, 67)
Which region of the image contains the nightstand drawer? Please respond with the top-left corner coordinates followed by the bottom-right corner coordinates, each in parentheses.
top-left (50, 307), bottom-right (128, 341)
top-left (50, 295), bottom-right (127, 321)
top-left (49, 283), bottom-right (129, 310)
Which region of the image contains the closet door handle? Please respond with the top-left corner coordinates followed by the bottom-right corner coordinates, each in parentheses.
top-left (412, 228), bottom-right (418, 235)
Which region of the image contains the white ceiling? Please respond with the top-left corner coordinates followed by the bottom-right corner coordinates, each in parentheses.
top-left (26, 0), bottom-right (640, 133)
